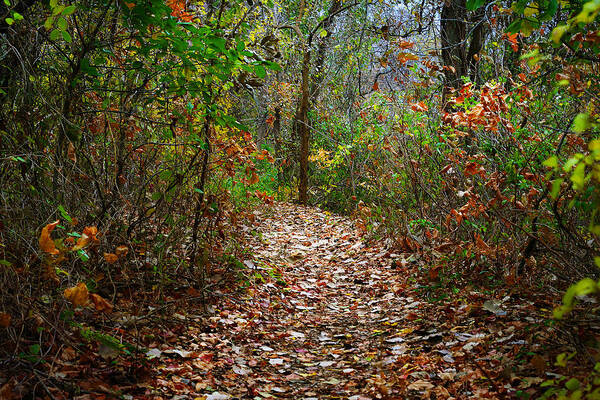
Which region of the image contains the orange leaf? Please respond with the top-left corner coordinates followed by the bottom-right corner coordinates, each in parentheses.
top-left (64, 282), bottom-right (89, 307)
top-left (104, 253), bottom-right (118, 264)
top-left (410, 101), bottom-right (428, 112)
top-left (397, 52), bottom-right (419, 64)
top-left (90, 294), bottom-right (113, 313)
top-left (0, 312), bottom-right (11, 328)
top-left (115, 245), bottom-right (128, 258)
top-left (249, 172), bottom-right (259, 185)
top-left (372, 81), bottom-right (379, 91)
top-left (72, 226), bottom-right (98, 251)
top-left (39, 221), bottom-right (60, 255)
top-left (83, 226), bottom-right (99, 245)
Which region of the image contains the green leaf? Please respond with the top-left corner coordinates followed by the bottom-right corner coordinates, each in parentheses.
top-left (570, 162), bottom-right (586, 190)
top-left (52, 4), bottom-right (64, 15)
top-left (12, 11), bottom-right (23, 21)
top-left (57, 16), bottom-right (67, 31)
top-left (62, 30), bottom-right (72, 42)
top-left (254, 64), bottom-right (266, 79)
top-left (207, 36), bottom-right (226, 52)
top-left (551, 178), bottom-right (563, 199)
top-left (58, 205), bottom-right (72, 223)
top-left (77, 249), bottom-right (89, 262)
top-left (466, 0), bottom-right (486, 11)
top-left (49, 0), bottom-right (58, 8)
top-left (563, 156), bottom-right (580, 172)
top-left (3, 0), bottom-right (11, 6)
top-left (319, 29), bottom-right (328, 38)
top-left (572, 113), bottom-right (590, 133)
top-left (50, 29), bottom-right (62, 40)
top-left (61, 5), bottom-right (76, 15)
top-left (551, 25), bottom-right (569, 44)
top-left (29, 344), bottom-right (40, 355)
top-left (506, 19), bottom-right (522, 34)
top-left (543, 156), bottom-right (558, 169)
top-left (565, 378), bottom-right (580, 391)
top-left (5, 17), bottom-right (14, 25)
top-left (562, 278), bottom-right (598, 308)
top-left (44, 16), bottom-right (54, 30)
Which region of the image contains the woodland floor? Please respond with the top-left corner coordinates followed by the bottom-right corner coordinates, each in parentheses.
top-left (134, 203), bottom-right (563, 400)
top-left (16, 203), bottom-right (573, 399)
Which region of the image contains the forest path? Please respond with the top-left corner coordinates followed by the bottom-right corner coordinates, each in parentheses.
top-left (151, 203), bottom-right (519, 399)
top-left (184, 203), bottom-right (452, 400)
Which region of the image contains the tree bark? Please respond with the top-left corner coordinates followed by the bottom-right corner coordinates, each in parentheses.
top-left (296, 0), bottom-right (342, 205)
top-left (440, 0), bottom-right (487, 105)
top-left (440, 0), bottom-right (467, 93)
top-left (296, 48), bottom-right (311, 205)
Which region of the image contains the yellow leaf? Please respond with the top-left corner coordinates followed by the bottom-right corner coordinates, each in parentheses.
top-left (64, 282), bottom-right (89, 307)
top-left (552, 25), bottom-right (568, 44)
top-left (90, 293), bottom-right (113, 313)
top-left (104, 253), bottom-right (118, 264)
top-left (39, 221), bottom-right (60, 255)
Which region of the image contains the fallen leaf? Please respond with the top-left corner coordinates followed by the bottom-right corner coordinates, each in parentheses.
top-left (72, 226), bottom-right (98, 251)
top-left (115, 245), bottom-right (128, 257)
top-left (90, 293), bottom-right (113, 313)
top-left (104, 253), bottom-right (118, 264)
top-left (39, 220), bottom-right (60, 255)
top-left (98, 343), bottom-right (120, 360)
top-left (0, 312), bottom-right (10, 328)
top-left (205, 392), bottom-right (230, 400)
top-left (407, 380), bottom-right (434, 392)
top-left (63, 282), bottom-right (89, 307)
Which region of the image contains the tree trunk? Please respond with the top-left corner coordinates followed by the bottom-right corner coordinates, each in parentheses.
top-left (440, 0), bottom-right (467, 94)
top-left (297, 48), bottom-right (311, 205)
top-left (296, 0), bottom-right (342, 205)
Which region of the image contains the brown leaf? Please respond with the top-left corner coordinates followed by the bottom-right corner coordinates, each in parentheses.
top-left (104, 253), bottom-right (118, 264)
top-left (43, 264), bottom-right (60, 284)
top-left (90, 293), bottom-right (113, 313)
top-left (531, 354), bottom-right (546, 374)
top-left (0, 312), bottom-right (11, 328)
top-left (39, 220), bottom-right (60, 255)
top-left (67, 142), bottom-right (77, 163)
top-left (0, 379), bottom-right (16, 400)
top-left (115, 245), bottom-right (128, 258)
top-left (64, 282), bottom-right (89, 307)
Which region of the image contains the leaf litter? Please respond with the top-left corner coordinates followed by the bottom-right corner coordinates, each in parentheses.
top-left (12, 203), bottom-right (577, 399)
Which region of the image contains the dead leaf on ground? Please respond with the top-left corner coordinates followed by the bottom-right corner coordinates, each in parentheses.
top-left (64, 282), bottom-right (89, 307)
top-left (104, 253), bottom-right (118, 264)
top-left (90, 293), bottom-right (113, 313)
top-left (39, 220), bottom-right (60, 255)
top-left (0, 312), bottom-right (11, 328)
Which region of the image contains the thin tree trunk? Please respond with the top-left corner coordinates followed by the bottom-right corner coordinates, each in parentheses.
top-left (297, 49), bottom-right (311, 205)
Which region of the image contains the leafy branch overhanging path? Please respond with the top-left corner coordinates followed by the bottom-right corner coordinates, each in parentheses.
top-left (150, 203), bottom-right (542, 399)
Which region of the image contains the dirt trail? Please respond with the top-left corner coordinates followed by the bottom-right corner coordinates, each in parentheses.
top-left (179, 203), bottom-right (451, 400)
top-left (149, 203), bottom-right (530, 399)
